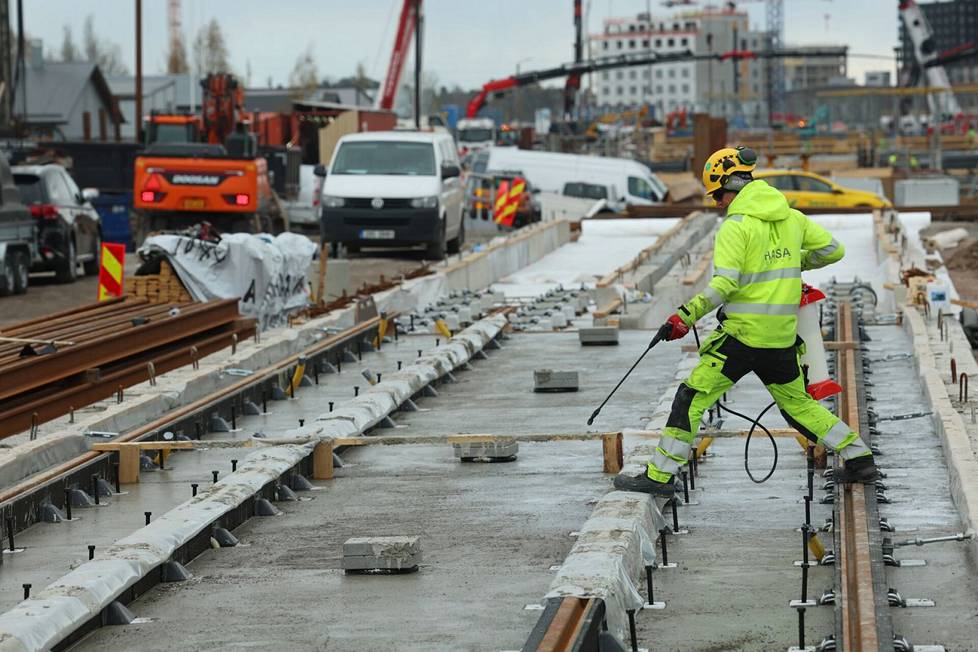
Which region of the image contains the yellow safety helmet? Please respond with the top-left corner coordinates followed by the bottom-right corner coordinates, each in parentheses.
top-left (702, 146), bottom-right (758, 196)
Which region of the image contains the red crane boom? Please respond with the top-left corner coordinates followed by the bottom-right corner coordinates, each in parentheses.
top-left (378, 0), bottom-right (422, 111)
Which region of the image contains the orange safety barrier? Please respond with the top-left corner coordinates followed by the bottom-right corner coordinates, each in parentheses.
top-left (97, 242), bottom-right (126, 301)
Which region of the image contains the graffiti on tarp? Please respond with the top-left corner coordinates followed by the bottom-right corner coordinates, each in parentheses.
top-left (241, 274), bottom-right (307, 305)
top-left (168, 237), bottom-right (230, 265)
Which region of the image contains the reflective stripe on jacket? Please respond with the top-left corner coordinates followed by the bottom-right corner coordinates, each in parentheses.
top-left (678, 179), bottom-right (845, 348)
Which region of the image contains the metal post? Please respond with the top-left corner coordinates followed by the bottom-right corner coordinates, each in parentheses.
top-left (5, 517), bottom-right (14, 551)
top-left (113, 461), bottom-right (121, 494)
top-left (230, 405), bottom-right (236, 431)
top-left (413, 0), bottom-right (422, 129)
top-left (88, 545), bottom-right (95, 560)
top-left (797, 608), bottom-right (806, 650)
top-left (144, 511), bottom-right (151, 525)
top-left (135, 0), bottom-right (143, 143)
top-left (659, 529), bottom-right (669, 566)
top-left (671, 498), bottom-right (680, 532)
top-left (91, 475), bottom-right (99, 506)
top-left (627, 609), bottom-right (638, 652)
top-left (801, 526), bottom-right (810, 601)
top-left (681, 471), bottom-right (690, 504)
top-left (645, 565), bottom-right (654, 603)
top-left (806, 445), bottom-right (815, 501)
top-left (64, 490), bottom-right (72, 521)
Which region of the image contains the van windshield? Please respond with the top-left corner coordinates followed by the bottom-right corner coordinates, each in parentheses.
top-left (332, 141), bottom-right (436, 176)
top-left (459, 128), bottom-right (493, 143)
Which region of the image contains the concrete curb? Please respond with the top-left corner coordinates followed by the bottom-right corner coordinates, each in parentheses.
top-left (544, 487), bottom-right (666, 645)
top-left (902, 309), bottom-right (978, 565)
top-left (0, 442), bottom-right (313, 652)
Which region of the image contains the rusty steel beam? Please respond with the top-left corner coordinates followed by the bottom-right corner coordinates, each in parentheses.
top-left (835, 301), bottom-right (880, 652)
top-left (0, 300), bottom-right (241, 401)
top-left (0, 323), bottom-right (253, 438)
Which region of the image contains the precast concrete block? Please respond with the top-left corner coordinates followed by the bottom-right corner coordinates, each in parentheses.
top-left (534, 369), bottom-right (580, 392)
top-left (342, 536), bottom-right (422, 572)
top-left (453, 440), bottom-right (519, 461)
top-left (579, 326), bottom-right (619, 346)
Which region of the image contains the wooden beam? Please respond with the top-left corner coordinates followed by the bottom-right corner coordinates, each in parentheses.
top-left (312, 439), bottom-right (334, 480)
top-left (117, 445), bottom-right (140, 484)
top-left (602, 432), bottom-right (623, 473)
top-left (682, 249), bottom-right (713, 286)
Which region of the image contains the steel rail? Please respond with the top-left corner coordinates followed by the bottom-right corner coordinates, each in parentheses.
top-left (834, 301), bottom-right (890, 651)
top-left (0, 315), bottom-right (386, 508)
top-left (522, 596), bottom-right (606, 652)
top-left (0, 299), bottom-right (242, 401)
top-left (0, 322), bottom-right (254, 437)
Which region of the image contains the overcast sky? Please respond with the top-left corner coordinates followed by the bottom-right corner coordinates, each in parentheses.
top-left (24, 0), bottom-right (899, 88)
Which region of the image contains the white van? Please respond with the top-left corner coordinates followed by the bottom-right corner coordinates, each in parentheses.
top-left (456, 118), bottom-right (496, 156)
top-left (319, 131), bottom-right (465, 259)
top-left (473, 147), bottom-right (667, 212)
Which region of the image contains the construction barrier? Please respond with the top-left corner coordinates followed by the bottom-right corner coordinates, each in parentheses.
top-left (97, 242), bottom-right (126, 301)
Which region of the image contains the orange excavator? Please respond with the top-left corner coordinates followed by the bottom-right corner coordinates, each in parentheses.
top-left (132, 74), bottom-right (281, 244)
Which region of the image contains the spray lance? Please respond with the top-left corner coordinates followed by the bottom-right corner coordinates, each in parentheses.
top-left (587, 282), bottom-right (843, 484)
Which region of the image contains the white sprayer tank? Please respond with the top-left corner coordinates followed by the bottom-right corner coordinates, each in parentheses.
top-left (797, 284), bottom-right (842, 400)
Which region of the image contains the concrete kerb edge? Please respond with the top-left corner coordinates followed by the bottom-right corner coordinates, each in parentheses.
top-left (901, 308), bottom-right (978, 567)
top-left (0, 440), bottom-right (315, 652)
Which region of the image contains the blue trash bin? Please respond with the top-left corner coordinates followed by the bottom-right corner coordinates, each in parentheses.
top-left (92, 192), bottom-right (133, 252)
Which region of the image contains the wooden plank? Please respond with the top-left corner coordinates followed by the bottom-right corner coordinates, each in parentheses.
top-left (682, 249), bottom-right (713, 285)
top-left (592, 298), bottom-right (623, 320)
top-left (117, 445), bottom-right (140, 485)
top-left (312, 440), bottom-right (334, 480)
top-left (602, 432), bottom-right (623, 473)
top-left (824, 340), bottom-right (860, 350)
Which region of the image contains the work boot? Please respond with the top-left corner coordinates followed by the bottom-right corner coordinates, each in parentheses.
top-left (834, 456), bottom-right (879, 484)
top-left (613, 471), bottom-right (678, 497)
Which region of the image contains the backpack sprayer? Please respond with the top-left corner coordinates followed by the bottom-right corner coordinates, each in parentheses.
top-left (587, 284), bottom-right (838, 483)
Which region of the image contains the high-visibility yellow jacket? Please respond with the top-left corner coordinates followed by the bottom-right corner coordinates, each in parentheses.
top-left (678, 179), bottom-right (844, 348)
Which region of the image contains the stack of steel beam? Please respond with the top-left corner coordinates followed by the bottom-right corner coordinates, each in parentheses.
top-left (0, 297), bottom-right (254, 437)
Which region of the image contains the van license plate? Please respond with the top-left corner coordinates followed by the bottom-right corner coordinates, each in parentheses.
top-left (182, 198), bottom-right (206, 209)
top-left (360, 229), bottom-right (395, 240)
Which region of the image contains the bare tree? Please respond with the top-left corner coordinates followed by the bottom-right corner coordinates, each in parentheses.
top-left (81, 15), bottom-right (128, 74)
top-left (288, 45), bottom-right (319, 95)
top-left (59, 26), bottom-right (78, 62)
top-left (166, 32), bottom-right (188, 74)
top-left (193, 19), bottom-right (231, 75)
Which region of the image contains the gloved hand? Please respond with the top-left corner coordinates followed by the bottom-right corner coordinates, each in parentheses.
top-left (663, 314), bottom-right (689, 341)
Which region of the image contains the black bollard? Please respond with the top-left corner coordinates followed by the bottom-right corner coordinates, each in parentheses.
top-left (231, 459), bottom-right (238, 472)
top-left (144, 511), bottom-right (151, 526)
top-left (314, 366), bottom-right (319, 385)
top-left (798, 608), bottom-right (806, 650)
top-left (195, 422), bottom-right (202, 440)
top-left (435, 338), bottom-right (440, 347)
top-left (681, 471), bottom-right (690, 504)
top-left (288, 379), bottom-right (295, 399)
top-left (91, 475), bottom-right (100, 506)
top-left (645, 565), bottom-right (655, 603)
top-left (377, 373), bottom-right (382, 383)
top-left (212, 470), bottom-right (219, 483)
top-left (88, 545), bottom-right (95, 560)
top-left (807, 445), bottom-right (815, 500)
top-left (689, 455), bottom-right (696, 491)
top-left (337, 357), bottom-right (342, 373)
top-left (804, 496), bottom-right (812, 527)
top-left (627, 609), bottom-right (638, 652)
top-left (192, 483), bottom-right (198, 497)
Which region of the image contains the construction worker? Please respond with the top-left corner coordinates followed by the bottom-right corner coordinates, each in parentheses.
top-left (614, 146), bottom-right (879, 496)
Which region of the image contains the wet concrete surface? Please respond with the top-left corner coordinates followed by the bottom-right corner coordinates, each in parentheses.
top-left (69, 331), bottom-right (684, 651)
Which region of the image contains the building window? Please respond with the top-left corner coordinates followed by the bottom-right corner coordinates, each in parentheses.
top-left (628, 24), bottom-right (635, 32)
top-left (601, 71), bottom-right (609, 80)
top-left (617, 86), bottom-right (624, 96)
top-left (655, 38), bottom-right (662, 47)
top-left (616, 71), bottom-right (624, 80)
top-left (629, 39), bottom-right (636, 48)
top-left (655, 69), bottom-right (662, 79)
top-left (630, 85), bottom-right (637, 95)
top-left (668, 69), bottom-right (675, 78)
top-left (601, 87), bottom-right (609, 96)
top-left (681, 83), bottom-right (689, 93)
top-left (681, 68), bottom-right (689, 78)
top-left (667, 38), bottom-right (674, 47)
top-left (655, 85), bottom-right (663, 94)
top-left (642, 69), bottom-right (650, 79)
top-left (680, 37), bottom-right (688, 46)
top-left (642, 39), bottom-right (650, 48)
top-left (629, 70), bottom-right (636, 79)
top-left (668, 84), bottom-right (676, 93)
top-left (603, 41), bottom-right (609, 50)
top-left (617, 40), bottom-right (623, 49)
top-left (642, 85), bottom-right (651, 94)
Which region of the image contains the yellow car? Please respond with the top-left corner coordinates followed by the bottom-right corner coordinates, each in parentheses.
top-left (753, 170), bottom-right (892, 208)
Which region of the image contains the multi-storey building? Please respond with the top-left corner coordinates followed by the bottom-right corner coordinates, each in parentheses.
top-left (588, 8), bottom-right (769, 125)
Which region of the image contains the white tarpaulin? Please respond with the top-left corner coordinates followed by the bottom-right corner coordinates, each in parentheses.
top-left (140, 232), bottom-right (317, 329)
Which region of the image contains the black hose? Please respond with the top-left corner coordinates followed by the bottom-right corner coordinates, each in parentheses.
top-left (692, 325), bottom-right (779, 483)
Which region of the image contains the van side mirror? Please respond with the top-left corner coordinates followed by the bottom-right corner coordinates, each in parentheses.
top-left (81, 188), bottom-right (99, 202)
top-left (441, 163), bottom-right (460, 179)
top-left (313, 164), bottom-right (328, 178)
